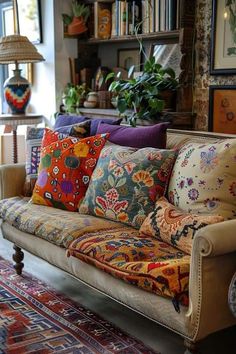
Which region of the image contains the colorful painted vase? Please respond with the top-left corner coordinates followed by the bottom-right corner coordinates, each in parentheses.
top-left (4, 69), bottom-right (31, 114)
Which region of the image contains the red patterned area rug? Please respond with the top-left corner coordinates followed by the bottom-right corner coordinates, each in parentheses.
top-left (0, 256), bottom-right (159, 354)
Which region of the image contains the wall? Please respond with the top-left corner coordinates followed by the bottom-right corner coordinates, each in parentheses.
top-left (30, 0), bottom-right (78, 123)
top-left (194, 0), bottom-right (236, 130)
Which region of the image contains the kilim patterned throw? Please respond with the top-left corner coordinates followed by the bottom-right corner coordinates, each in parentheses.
top-left (0, 256), bottom-right (159, 354)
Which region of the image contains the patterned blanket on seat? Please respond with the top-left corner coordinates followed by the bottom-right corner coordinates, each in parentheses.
top-left (0, 197), bottom-right (125, 248)
top-left (67, 228), bottom-right (190, 308)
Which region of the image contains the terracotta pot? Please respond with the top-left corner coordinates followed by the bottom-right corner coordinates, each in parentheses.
top-left (68, 16), bottom-right (88, 35)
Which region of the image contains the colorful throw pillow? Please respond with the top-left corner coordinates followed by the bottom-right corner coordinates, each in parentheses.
top-left (54, 114), bottom-right (122, 136)
top-left (54, 115), bottom-right (89, 129)
top-left (140, 197), bottom-right (224, 254)
top-left (89, 117), bottom-right (122, 135)
top-left (97, 122), bottom-right (170, 149)
top-left (168, 139), bottom-right (236, 219)
top-left (24, 127), bottom-right (45, 197)
top-left (79, 146), bottom-right (177, 228)
top-left (55, 120), bottom-right (91, 138)
top-left (31, 133), bottom-right (108, 211)
top-left (24, 124), bottom-right (91, 197)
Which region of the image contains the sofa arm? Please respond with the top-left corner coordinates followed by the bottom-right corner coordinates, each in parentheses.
top-left (188, 220), bottom-right (236, 341)
top-left (193, 219), bottom-right (236, 257)
top-left (0, 163), bottom-right (26, 199)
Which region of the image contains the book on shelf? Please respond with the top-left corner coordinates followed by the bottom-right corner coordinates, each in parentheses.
top-left (93, 0), bottom-right (179, 39)
top-left (94, 1), bottom-right (112, 39)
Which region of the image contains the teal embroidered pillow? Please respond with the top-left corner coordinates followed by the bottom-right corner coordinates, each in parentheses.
top-left (79, 145), bottom-right (177, 228)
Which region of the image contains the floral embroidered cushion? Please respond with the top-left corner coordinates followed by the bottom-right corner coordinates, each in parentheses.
top-left (67, 227), bottom-right (190, 308)
top-left (79, 145), bottom-right (177, 228)
top-left (140, 197), bottom-right (224, 254)
top-left (168, 139), bottom-right (236, 219)
top-left (31, 133), bottom-right (108, 211)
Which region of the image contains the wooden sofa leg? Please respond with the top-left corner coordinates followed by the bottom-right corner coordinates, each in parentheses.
top-left (13, 245), bottom-right (24, 275)
top-left (184, 339), bottom-right (199, 354)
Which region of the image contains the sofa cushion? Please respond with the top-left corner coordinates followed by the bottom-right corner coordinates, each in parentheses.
top-left (96, 122), bottom-right (169, 148)
top-left (31, 132), bottom-right (108, 211)
top-left (89, 117), bottom-right (123, 136)
top-left (79, 145), bottom-right (177, 228)
top-left (67, 227), bottom-right (190, 306)
top-left (54, 120), bottom-right (91, 137)
top-left (140, 197), bottom-right (224, 254)
top-left (23, 124), bottom-right (91, 197)
top-left (54, 114), bottom-right (122, 136)
top-left (0, 197), bottom-right (124, 248)
top-left (168, 139), bottom-right (236, 219)
top-left (54, 115), bottom-right (89, 129)
top-left (24, 127), bottom-right (45, 197)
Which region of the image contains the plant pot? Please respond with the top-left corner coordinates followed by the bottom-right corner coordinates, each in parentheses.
top-left (68, 16), bottom-right (88, 35)
top-left (160, 90), bottom-right (177, 111)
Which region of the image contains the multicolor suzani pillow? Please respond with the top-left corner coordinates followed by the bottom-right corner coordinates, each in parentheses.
top-left (24, 123), bottom-right (91, 197)
top-left (168, 139), bottom-right (236, 219)
top-left (31, 133), bottom-right (109, 211)
top-left (79, 146), bottom-right (177, 228)
top-left (140, 197), bottom-right (224, 254)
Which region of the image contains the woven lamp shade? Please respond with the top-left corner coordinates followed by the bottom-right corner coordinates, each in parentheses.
top-left (0, 34), bottom-right (44, 64)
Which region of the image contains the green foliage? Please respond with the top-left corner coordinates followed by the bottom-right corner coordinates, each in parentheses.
top-left (108, 57), bottom-right (178, 126)
top-left (62, 14), bottom-right (73, 25)
top-left (72, 1), bottom-right (90, 21)
top-left (62, 83), bottom-right (90, 114)
top-left (62, 0), bottom-right (90, 25)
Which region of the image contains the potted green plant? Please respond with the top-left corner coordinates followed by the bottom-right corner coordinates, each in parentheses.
top-left (62, 83), bottom-right (90, 114)
top-left (107, 57), bottom-right (178, 126)
top-left (62, 0), bottom-right (90, 36)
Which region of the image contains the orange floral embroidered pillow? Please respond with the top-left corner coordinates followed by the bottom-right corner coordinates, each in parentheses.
top-left (79, 146), bottom-right (177, 228)
top-left (140, 197), bottom-right (224, 254)
top-left (31, 133), bottom-right (108, 211)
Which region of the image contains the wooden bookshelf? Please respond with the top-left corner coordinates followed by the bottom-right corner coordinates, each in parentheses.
top-left (79, 30), bottom-right (180, 44)
top-left (67, 0), bottom-right (196, 128)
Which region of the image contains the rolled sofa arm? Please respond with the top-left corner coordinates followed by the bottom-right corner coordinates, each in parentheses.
top-left (0, 163), bottom-right (26, 199)
top-left (192, 219), bottom-right (236, 257)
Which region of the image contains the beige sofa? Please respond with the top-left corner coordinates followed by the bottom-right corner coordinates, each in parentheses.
top-left (0, 129), bottom-right (236, 354)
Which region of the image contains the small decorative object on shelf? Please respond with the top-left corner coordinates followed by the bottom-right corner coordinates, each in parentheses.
top-left (228, 272), bottom-right (236, 318)
top-left (62, 0), bottom-right (90, 36)
top-left (83, 92), bottom-right (98, 108)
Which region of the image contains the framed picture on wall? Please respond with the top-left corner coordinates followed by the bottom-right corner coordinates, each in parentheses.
top-left (15, 0), bottom-right (42, 44)
top-left (117, 48), bottom-right (140, 72)
top-left (209, 85), bottom-right (236, 134)
top-left (210, 0), bottom-right (236, 74)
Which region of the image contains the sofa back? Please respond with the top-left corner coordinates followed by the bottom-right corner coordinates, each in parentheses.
top-left (166, 129), bottom-right (236, 149)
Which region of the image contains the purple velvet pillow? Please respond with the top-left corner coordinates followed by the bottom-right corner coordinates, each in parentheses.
top-left (90, 117), bottom-right (123, 136)
top-left (54, 115), bottom-right (89, 129)
top-left (96, 122), bottom-right (170, 148)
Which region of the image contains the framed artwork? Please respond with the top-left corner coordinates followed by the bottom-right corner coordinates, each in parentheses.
top-left (209, 85), bottom-right (236, 134)
top-left (117, 48), bottom-right (140, 72)
top-left (210, 0), bottom-right (236, 74)
top-left (14, 0), bottom-right (42, 44)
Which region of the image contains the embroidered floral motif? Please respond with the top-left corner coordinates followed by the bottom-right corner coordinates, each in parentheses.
top-left (80, 146), bottom-right (177, 228)
top-left (168, 140), bottom-right (236, 219)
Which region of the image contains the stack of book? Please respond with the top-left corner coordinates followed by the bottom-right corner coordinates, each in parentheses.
top-left (93, 0), bottom-right (179, 39)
